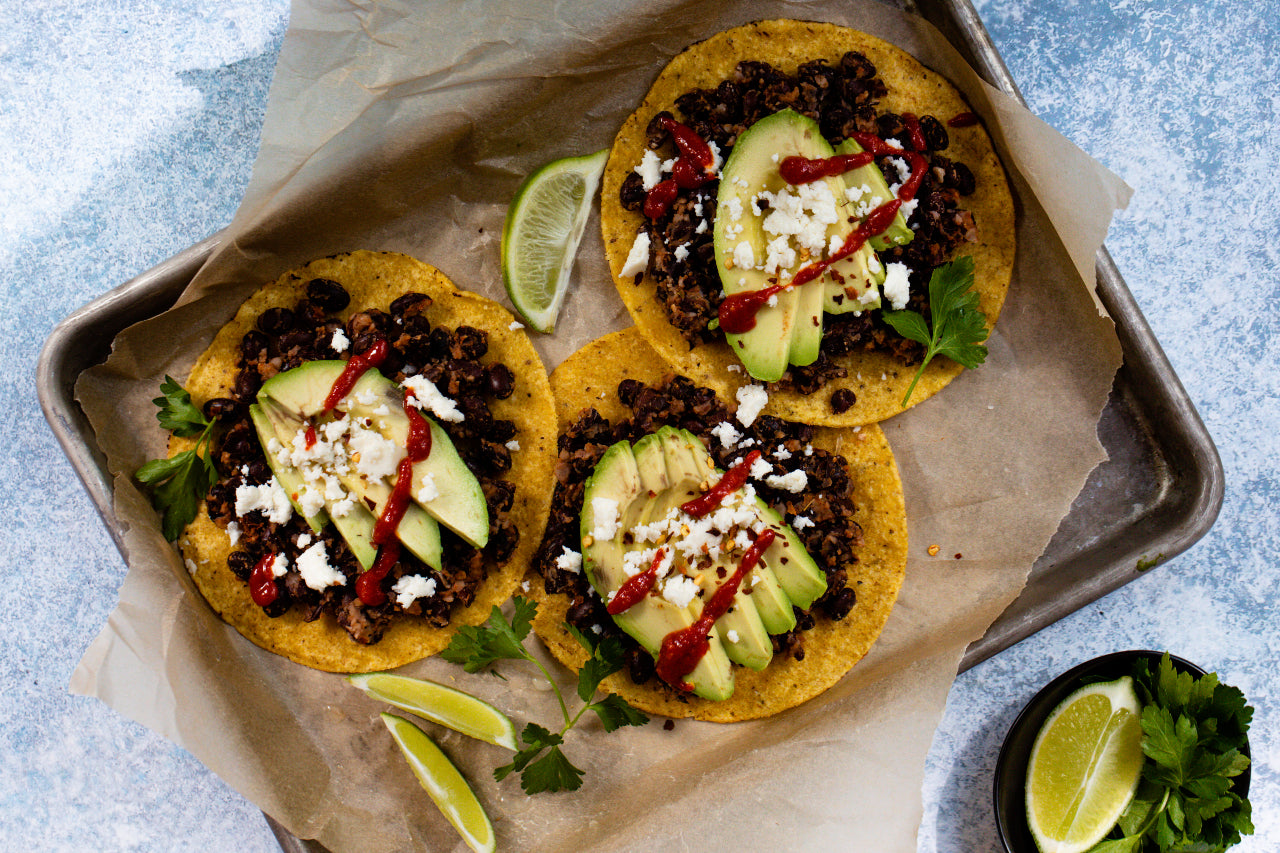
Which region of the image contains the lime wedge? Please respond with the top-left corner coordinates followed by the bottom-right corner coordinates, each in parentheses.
top-left (349, 672), bottom-right (517, 751)
top-left (382, 713), bottom-right (496, 853)
top-left (1025, 676), bottom-right (1145, 853)
top-left (501, 148), bottom-right (608, 332)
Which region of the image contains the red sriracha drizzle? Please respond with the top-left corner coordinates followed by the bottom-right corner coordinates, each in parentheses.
top-left (359, 390), bottom-right (434, 606)
top-left (679, 450), bottom-right (761, 518)
top-left (720, 126), bottom-right (932, 331)
top-left (655, 529), bottom-right (775, 691)
top-left (607, 548), bottom-right (666, 616)
top-left (250, 553), bottom-right (280, 606)
top-left (323, 338), bottom-right (389, 411)
top-left (718, 284), bottom-right (789, 334)
top-left (643, 117), bottom-right (716, 220)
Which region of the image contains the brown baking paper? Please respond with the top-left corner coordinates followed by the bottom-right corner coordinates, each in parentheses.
top-left (72, 0), bottom-right (1129, 850)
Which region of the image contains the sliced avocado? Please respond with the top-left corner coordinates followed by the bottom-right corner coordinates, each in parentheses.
top-left (755, 502), bottom-right (827, 611)
top-left (345, 370), bottom-right (490, 549)
top-left (257, 359), bottom-right (346, 419)
top-left (256, 398), bottom-right (379, 570)
top-left (713, 110), bottom-right (815, 382)
top-left (248, 403), bottom-right (327, 534)
top-left (631, 432), bottom-right (670, 498)
top-left (581, 439), bottom-right (735, 702)
top-left (332, 459), bottom-right (443, 571)
top-left (657, 429), bottom-right (773, 670)
top-left (822, 237), bottom-right (886, 316)
top-left (260, 359), bottom-right (489, 549)
top-left (674, 429), bottom-right (797, 635)
top-left (834, 137), bottom-right (914, 252)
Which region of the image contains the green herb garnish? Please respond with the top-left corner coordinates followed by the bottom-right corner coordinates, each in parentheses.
top-left (135, 376), bottom-right (219, 541)
top-left (881, 256), bottom-right (989, 407)
top-left (1089, 653), bottom-right (1254, 852)
top-left (442, 596), bottom-right (648, 794)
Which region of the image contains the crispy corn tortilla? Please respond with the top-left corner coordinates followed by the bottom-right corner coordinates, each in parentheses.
top-left (600, 19), bottom-right (1016, 426)
top-left (173, 251), bottom-right (556, 672)
top-left (530, 328), bottom-right (907, 721)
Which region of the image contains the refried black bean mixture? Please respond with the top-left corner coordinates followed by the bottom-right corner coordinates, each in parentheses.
top-left (200, 278), bottom-right (521, 645)
top-left (618, 53), bottom-right (979, 396)
top-left (533, 375), bottom-right (864, 689)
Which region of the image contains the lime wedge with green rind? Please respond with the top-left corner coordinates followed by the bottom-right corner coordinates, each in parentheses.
top-left (501, 148), bottom-right (607, 332)
top-left (382, 713), bottom-right (496, 853)
top-left (1025, 676), bottom-right (1145, 853)
top-left (349, 672), bottom-right (517, 751)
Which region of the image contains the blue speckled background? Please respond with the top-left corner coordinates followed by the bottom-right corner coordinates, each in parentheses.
top-left (4, 1), bottom-right (1274, 850)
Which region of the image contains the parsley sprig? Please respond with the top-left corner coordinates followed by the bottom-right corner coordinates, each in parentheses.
top-left (881, 256), bottom-right (989, 406)
top-left (441, 596), bottom-right (648, 794)
top-left (135, 376), bottom-right (219, 541)
top-left (1090, 653), bottom-right (1254, 852)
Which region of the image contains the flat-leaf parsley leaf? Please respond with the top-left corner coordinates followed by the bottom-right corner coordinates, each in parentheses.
top-left (881, 256), bottom-right (989, 407)
top-left (136, 377), bottom-right (219, 541)
top-left (443, 597), bottom-right (648, 794)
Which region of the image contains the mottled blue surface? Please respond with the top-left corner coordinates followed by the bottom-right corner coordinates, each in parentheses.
top-left (3, 1), bottom-right (1275, 851)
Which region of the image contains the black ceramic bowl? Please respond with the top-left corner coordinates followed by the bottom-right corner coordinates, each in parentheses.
top-left (993, 650), bottom-right (1250, 853)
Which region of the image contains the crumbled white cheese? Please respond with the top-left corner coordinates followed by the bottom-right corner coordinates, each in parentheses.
top-left (674, 243), bottom-right (690, 263)
top-left (723, 196), bottom-right (744, 222)
top-left (393, 574), bottom-right (438, 608)
top-left (710, 420), bottom-right (742, 450)
top-left (269, 553), bottom-right (289, 578)
top-left (662, 574), bottom-right (700, 608)
top-left (296, 533), bottom-right (312, 549)
top-left (348, 425), bottom-right (404, 480)
top-left (635, 149), bottom-right (665, 191)
top-left (774, 444), bottom-right (792, 461)
top-left (765, 469), bottom-right (809, 493)
top-left (791, 514), bottom-right (815, 530)
top-left (695, 219), bottom-right (708, 235)
top-left (416, 473), bottom-right (439, 504)
top-left (401, 375), bottom-right (465, 423)
top-left (505, 439), bottom-right (520, 452)
top-left (591, 497), bottom-right (621, 540)
top-left (732, 241), bottom-right (755, 270)
top-left (735, 384), bottom-right (768, 427)
top-left (330, 327), bottom-right (350, 353)
top-left (726, 629), bottom-right (740, 644)
top-left (508, 320), bottom-right (525, 331)
top-left (881, 262), bottom-right (912, 310)
top-left (708, 141), bottom-right (723, 172)
top-left (620, 230), bottom-right (650, 279)
top-left (748, 455), bottom-right (773, 481)
top-left (234, 477), bottom-right (293, 524)
top-left (184, 558), bottom-right (198, 576)
top-left (225, 521), bottom-right (241, 547)
top-left (555, 547), bottom-right (582, 575)
top-left (296, 541), bottom-right (345, 591)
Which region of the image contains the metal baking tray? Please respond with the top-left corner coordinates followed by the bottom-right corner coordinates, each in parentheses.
top-left (35, 0), bottom-right (1222, 847)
